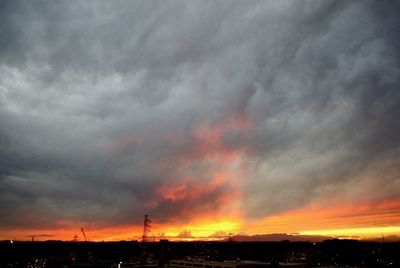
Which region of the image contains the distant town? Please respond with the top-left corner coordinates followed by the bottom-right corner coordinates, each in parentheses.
top-left (1, 239), bottom-right (399, 267)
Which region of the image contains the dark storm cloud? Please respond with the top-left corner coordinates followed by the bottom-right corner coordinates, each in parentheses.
top-left (0, 0), bottom-right (399, 229)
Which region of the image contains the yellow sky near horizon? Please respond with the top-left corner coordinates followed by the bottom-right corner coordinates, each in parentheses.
top-left (2, 197), bottom-right (399, 242)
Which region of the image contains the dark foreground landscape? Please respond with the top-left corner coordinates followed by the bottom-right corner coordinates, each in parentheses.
top-left (1, 240), bottom-right (399, 268)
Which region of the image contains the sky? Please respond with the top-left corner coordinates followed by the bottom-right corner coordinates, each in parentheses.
top-left (1, 0), bottom-right (400, 241)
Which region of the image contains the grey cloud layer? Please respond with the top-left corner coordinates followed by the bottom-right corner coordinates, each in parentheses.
top-left (1, 0), bottom-right (399, 229)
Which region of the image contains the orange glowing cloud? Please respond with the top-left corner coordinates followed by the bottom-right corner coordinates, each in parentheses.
top-left (189, 113), bottom-right (252, 161)
top-left (155, 172), bottom-right (227, 202)
top-left (246, 198), bottom-right (400, 239)
top-left (147, 170), bottom-right (243, 224)
top-left (142, 114), bottom-right (251, 224)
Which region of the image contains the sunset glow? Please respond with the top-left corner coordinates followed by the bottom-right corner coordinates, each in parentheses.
top-left (2, 197), bottom-right (399, 241)
top-left (300, 226), bottom-right (400, 239)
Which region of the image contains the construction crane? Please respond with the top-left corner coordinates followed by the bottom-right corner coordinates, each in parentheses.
top-left (81, 227), bottom-right (88, 242)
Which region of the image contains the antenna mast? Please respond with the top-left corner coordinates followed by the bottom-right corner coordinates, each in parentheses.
top-left (142, 214), bottom-right (152, 242)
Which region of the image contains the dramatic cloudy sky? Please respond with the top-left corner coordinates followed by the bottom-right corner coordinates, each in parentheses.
top-left (1, 0), bottom-right (400, 241)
